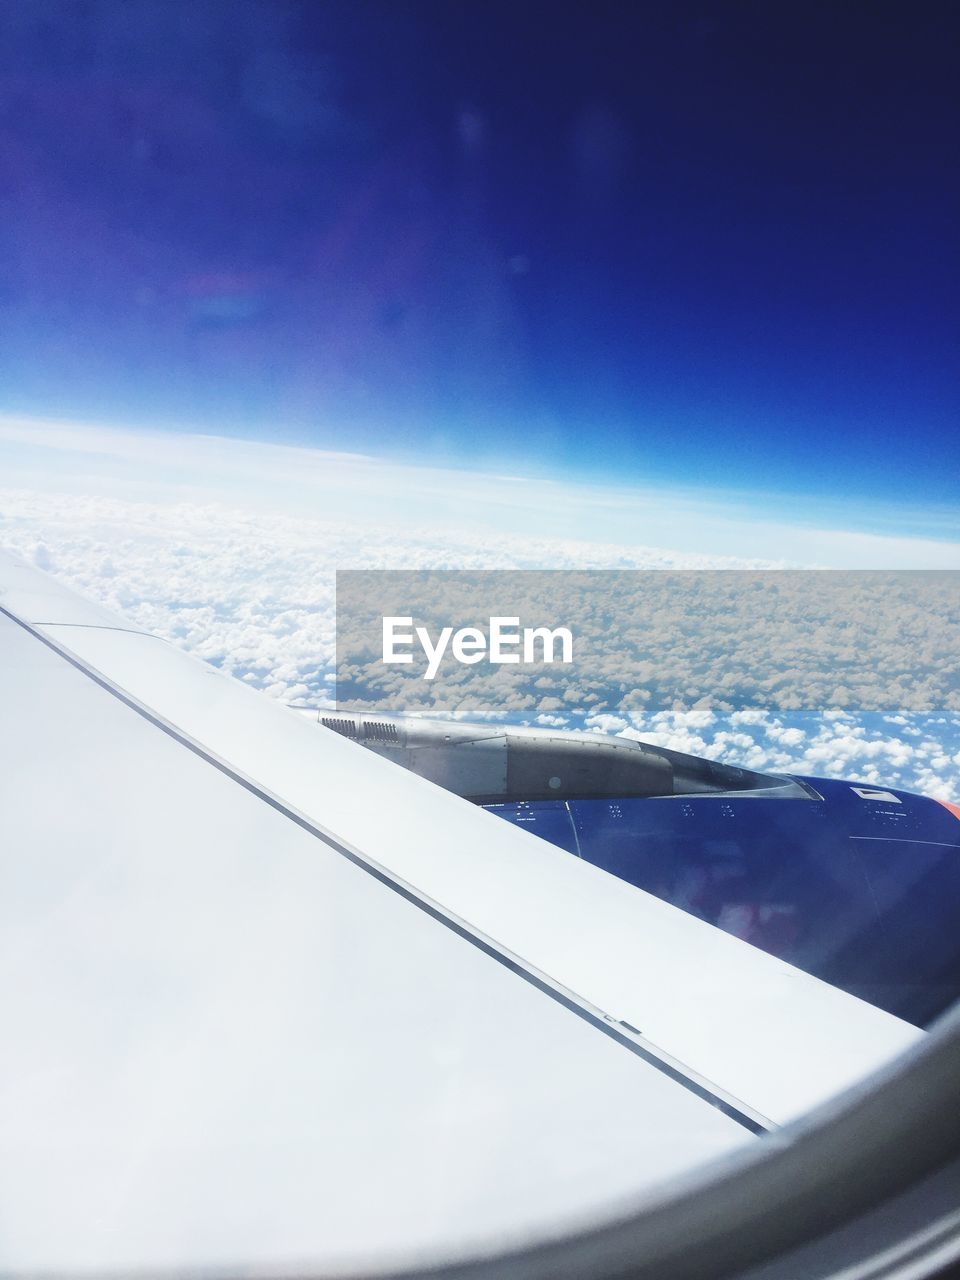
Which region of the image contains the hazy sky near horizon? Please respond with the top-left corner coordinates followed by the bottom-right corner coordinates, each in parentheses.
top-left (3, 416), bottom-right (960, 567)
top-left (0, 1), bottom-right (957, 515)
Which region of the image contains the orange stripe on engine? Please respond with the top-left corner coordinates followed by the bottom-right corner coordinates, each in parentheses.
top-left (937, 800), bottom-right (960, 822)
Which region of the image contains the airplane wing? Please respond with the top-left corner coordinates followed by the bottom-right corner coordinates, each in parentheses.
top-left (0, 549), bottom-right (922, 1275)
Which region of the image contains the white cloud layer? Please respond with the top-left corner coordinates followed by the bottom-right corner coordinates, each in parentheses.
top-left (1, 419), bottom-right (958, 800)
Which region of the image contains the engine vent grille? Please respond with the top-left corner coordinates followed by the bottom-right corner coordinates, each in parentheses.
top-left (320, 717), bottom-right (400, 744)
top-left (363, 720), bottom-right (400, 742)
top-left (321, 716), bottom-right (360, 738)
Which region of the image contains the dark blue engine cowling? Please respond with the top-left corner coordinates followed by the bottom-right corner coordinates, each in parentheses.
top-left (484, 778), bottom-right (960, 1029)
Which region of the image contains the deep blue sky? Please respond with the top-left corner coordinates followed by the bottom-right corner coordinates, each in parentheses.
top-left (1, 1), bottom-right (957, 510)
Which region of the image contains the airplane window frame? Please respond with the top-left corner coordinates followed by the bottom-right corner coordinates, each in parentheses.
top-left (369, 1004), bottom-right (960, 1280)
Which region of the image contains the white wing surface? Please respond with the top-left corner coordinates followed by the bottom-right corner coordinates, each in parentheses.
top-left (0, 549), bottom-right (921, 1274)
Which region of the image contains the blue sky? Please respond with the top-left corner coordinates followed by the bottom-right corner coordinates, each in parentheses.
top-left (1, 1), bottom-right (957, 526)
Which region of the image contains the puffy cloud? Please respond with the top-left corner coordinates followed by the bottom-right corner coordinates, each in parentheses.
top-left (537, 697), bottom-right (564, 713)
top-left (585, 714), bottom-right (629, 735)
top-left (766, 725), bottom-right (806, 747)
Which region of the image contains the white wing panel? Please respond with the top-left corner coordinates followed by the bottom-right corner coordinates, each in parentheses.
top-left (0, 552), bottom-right (922, 1132)
top-left (0, 607), bottom-right (750, 1274)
